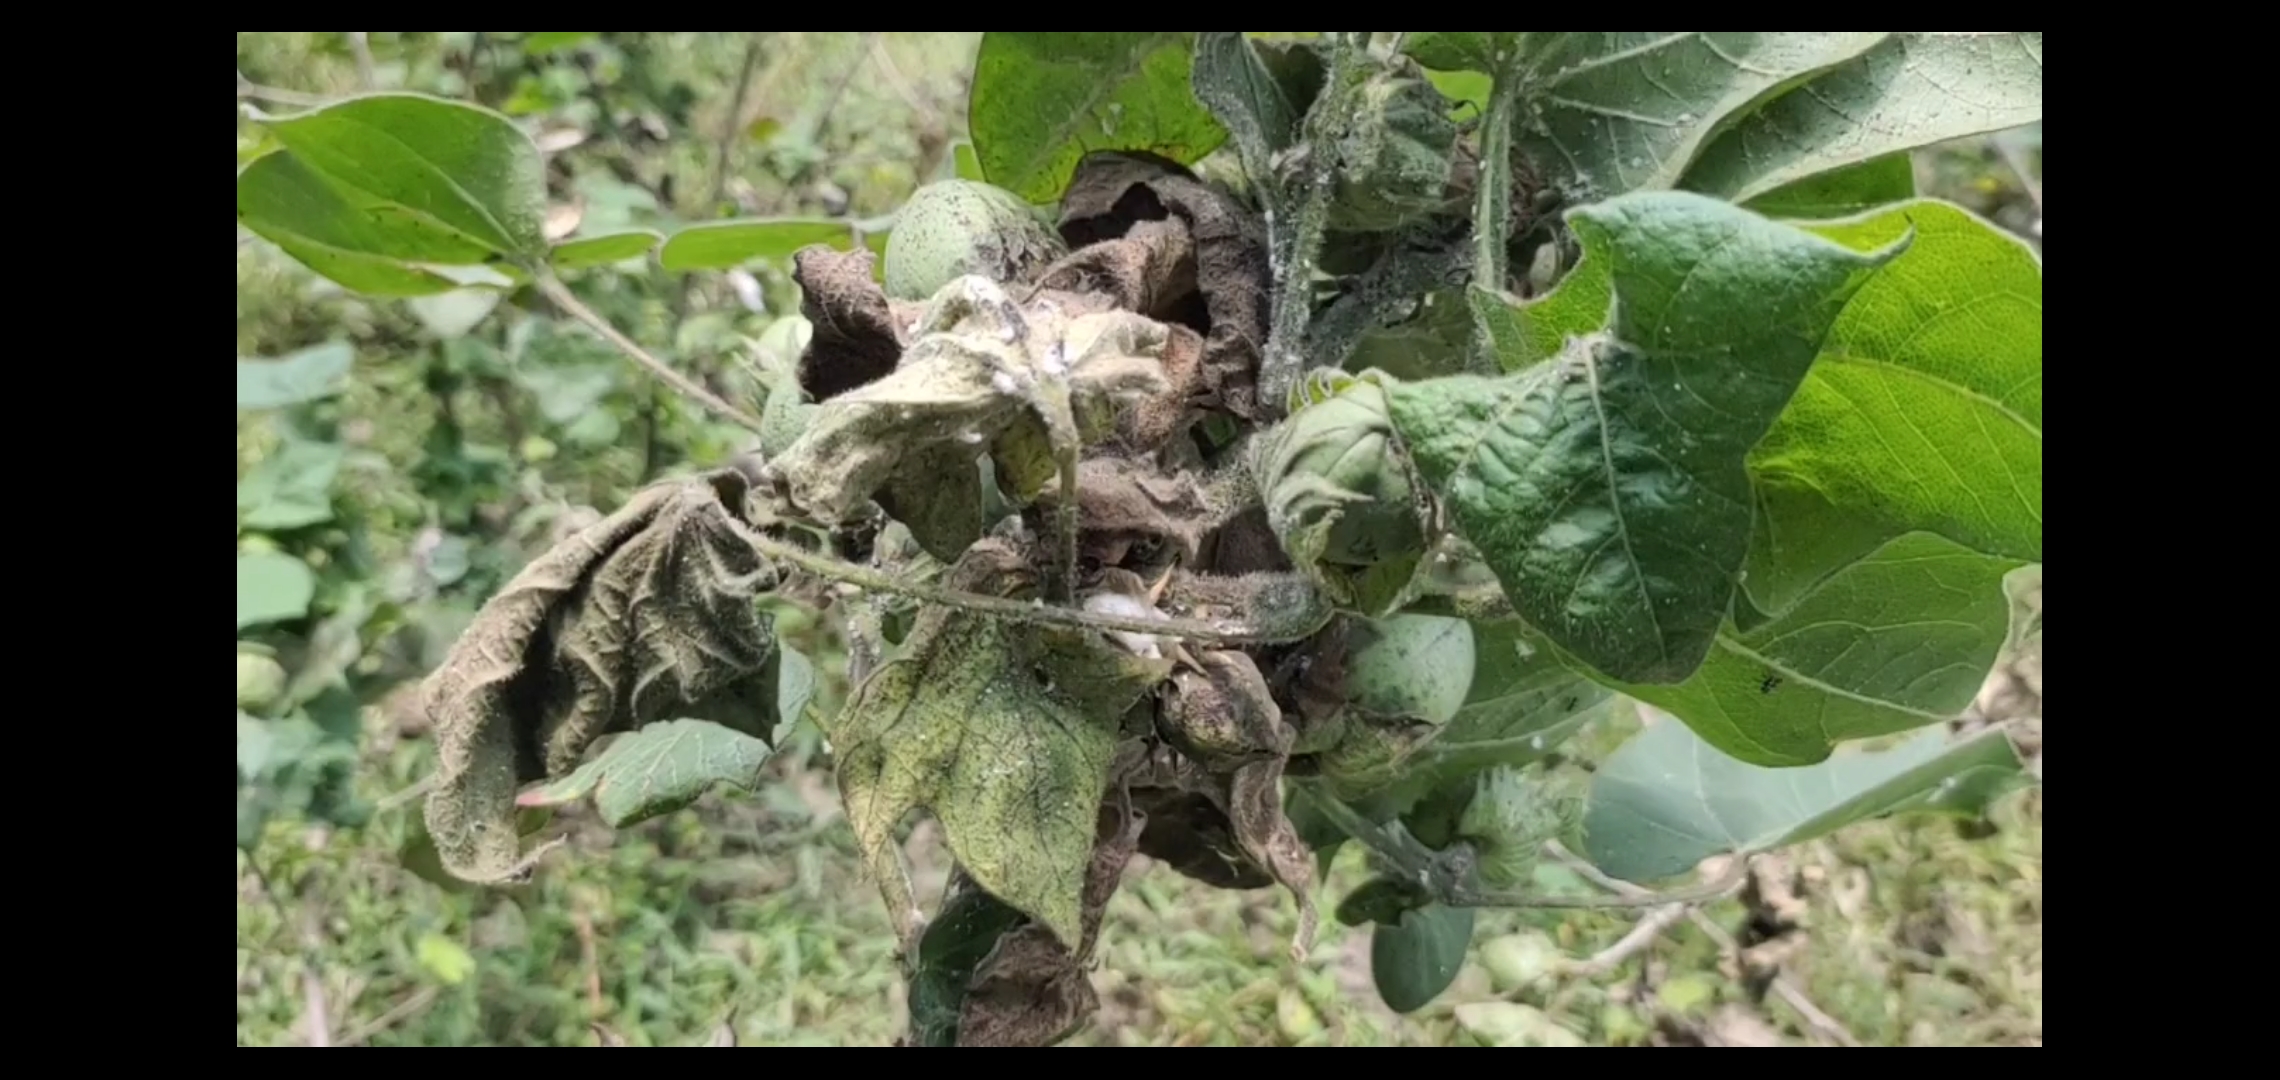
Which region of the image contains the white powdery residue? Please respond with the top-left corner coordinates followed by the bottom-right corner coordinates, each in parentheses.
top-left (990, 371), bottom-right (1018, 394)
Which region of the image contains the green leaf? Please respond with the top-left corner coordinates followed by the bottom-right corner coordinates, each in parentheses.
top-left (1382, 192), bottom-right (1900, 683)
top-left (1680, 33), bottom-right (2044, 205)
top-left (1746, 200), bottom-right (2042, 613)
top-left (238, 441), bottom-right (346, 531)
top-left (1404, 32), bottom-right (1509, 73)
top-left (968, 32), bottom-right (1228, 203)
top-left (415, 933), bottom-right (478, 985)
top-left (1583, 716), bottom-right (2033, 883)
top-left (237, 552), bottom-right (316, 630)
top-left (1612, 532), bottom-right (2021, 766)
top-left (237, 341), bottom-right (354, 410)
top-left (1371, 904), bottom-right (1475, 1013)
top-left (550, 229), bottom-right (664, 269)
top-left (262, 93), bottom-right (549, 259)
top-left (1511, 33), bottom-right (1887, 198)
top-left (515, 718), bottom-right (774, 827)
top-left (522, 32), bottom-right (598, 54)
top-left (657, 218), bottom-right (859, 272)
top-left (236, 152), bottom-right (469, 296)
top-left (1742, 153), bottom-right (1916, 220)
top-left (832, 542), bottom-right (1166, 950)
top-left (775, 645), bottom-right (817, 741)
top-left (1191, 32), bottom-right (1302, 181)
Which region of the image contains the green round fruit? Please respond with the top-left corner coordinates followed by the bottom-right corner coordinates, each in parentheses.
top-left (882, 180), bottom-right (1066, 300)
top-left (1344, 614), bottom-right (1474, 725)
top-left (237, 651), bottom-right (288, 712)
top-left (1255, 375), bottom-right (1428, 568)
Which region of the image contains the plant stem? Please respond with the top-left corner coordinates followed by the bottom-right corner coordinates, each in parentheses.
top-left (708, 35), bottom-right (766, 214)
top-left (1257, 33), bottom-right (1374, 414)
top-left (1469, 45), bottom-right (1526, 371)
top-left (743, 532), bottom-right (1321, 647)
top-left (533, 270), bottom-right (766, 434)
top-left (1289, 783), bottom-right (1748, 910)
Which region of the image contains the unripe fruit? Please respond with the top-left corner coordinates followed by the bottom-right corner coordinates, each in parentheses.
top-left (1343, 614), bottom-right (1474, 725)
top-left (882, 180), bottom-right (1066, 300)
top-left (1255, 374), bottom-right (1428, 569)
top-left (237, 651), bottom-right (288, 712)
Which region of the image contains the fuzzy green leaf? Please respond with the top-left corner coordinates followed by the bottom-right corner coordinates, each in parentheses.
top-left (238, 341), bottom-right (354, 410)
top-left (1511, 33), bottom-right (1887, 199)
top-left (1681, 33), bottom-right (2044, 205)
top-left (1746, 200), bottom-right (2042, 613)
top-left (1383, 192), bottom-right (1900, 683)
top-left (516, 719), bottom-right (774, 827)
top-left (236, 151), bottom-right (470, 296)
top-left (261, 93), bottom-right (549, 259)
top-left (658, 218), bottom-right (860, 272)
top-left (1584, 715), bottom-right (2032, 882)
top-left (1610, 532), bottom-right (2022, 766)
top-left (968, 33), bottom-right (1228, 203)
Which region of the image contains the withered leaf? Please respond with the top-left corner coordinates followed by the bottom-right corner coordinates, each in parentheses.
top-left (791, 246), bottom-right (919, 402)
top-left (831, 539), bottom-right (1168, 950)
top-left (764, 276), bottom-right (1171, 530)
top-left (1057, 151), bottom-right (1270, 421)
top-left (1157, 648), bottom-right (1286, 770)
top-left (422, 469), bottom-right (781, 883)
top-left (954, 798), bottom-right (1144, 1047)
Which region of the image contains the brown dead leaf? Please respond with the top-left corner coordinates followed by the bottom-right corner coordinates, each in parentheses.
top-left (790, 246), bottom-right (923, 402)
top-left (422, 469), bottom-right (783, 884)
top-left (955, 798), bottom-right (1146, 1046)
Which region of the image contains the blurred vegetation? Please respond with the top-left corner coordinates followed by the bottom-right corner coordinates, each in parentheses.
top-left (235, 32), bottom-right (2042, 1047)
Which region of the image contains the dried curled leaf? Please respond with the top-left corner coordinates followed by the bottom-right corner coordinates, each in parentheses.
top-left (1157, 649), bottom-right (1286, 770)
top-left (422, 469), bottom-right (781, 883)
top-left (955, 798), bottom-right (1145, 1047)
top-left (1057, 151), bottom-right (1271, 421)
top-left (763, 275), bottom-right (1171, 529)
top-left (791, 246), bottom-right (921, 402)
top-left (831, 538), bottom-right (1170, 950)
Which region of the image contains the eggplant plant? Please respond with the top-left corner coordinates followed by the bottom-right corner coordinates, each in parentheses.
top-left (235, 31), bottom-right (2044, 1047)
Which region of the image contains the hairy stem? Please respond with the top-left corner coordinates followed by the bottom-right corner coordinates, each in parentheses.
top-left (744, 531), bottom-right (1323, 646)
top-left (533, 270), bottom-right (767, 434)
top-left (1290, 783), bottom-right (1747, 910)
top-left (1257, 33), bottom-right (1375, 414)
top-left (1469, 45), bottom-right (1525, 371)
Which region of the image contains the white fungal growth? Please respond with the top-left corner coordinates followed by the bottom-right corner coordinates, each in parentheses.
top-left (1083, 591), bottom-right (1168, 659)
top-left (990, 371), bottom-right (1018, 395)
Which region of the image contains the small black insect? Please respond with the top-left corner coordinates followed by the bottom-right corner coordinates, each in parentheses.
top-left (1759, 671), bottom-right (1784, 694)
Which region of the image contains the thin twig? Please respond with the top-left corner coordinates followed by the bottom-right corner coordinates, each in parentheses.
top-left (1562, 902), bottom-right (1693, 978)
top-left (574, 911), bottom-right (606, 1019)
top-left (534, 270), bottom-right (766, 433)
top-left (375, 775), bottom-right (437, 814)
top-left (1544, 840), bottom-right (1860, 1047)
top-left (338, 987), bottom-right (438, 1047)
top-left (346, 33), bottom-right (376, 89)
top-left (867, 34), bottom-right (935, 118)
top-left (1291, 786), bottom-right (1749, 909)
top-left (709, 35), bottom-right (766, 214)
top-left (745, 532), bottom-right (1324, 647)
top-left (803, 34), bottom-right (875, 161)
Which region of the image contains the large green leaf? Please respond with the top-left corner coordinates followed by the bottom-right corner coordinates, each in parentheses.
top-left (236, 152), bottom-right (468, 296)
top-left (1745, 200), bottom-right (2042, 613)
top-left (237, 552), bottom-right (316, 630)
top-left (1583, 715), bottom-right (2032, 883)
top-left (1510, 33), bottom-right (1887, 198)
top-left (657, 218), bottom-right (860, 272)
top-left (261, 93), bottom-right (549, 259)
top-left (968, 33), bottom-right (1228, 203)
top-left (237, 440), bottom-right (346, 531)
top-left (1382, 192), bottom-right (1900, 684)
top-left (237, 341), bottom-right (353, 410)
top-left (515, 719), bottom-right (774, 827)
top-left (1681, 33), bottom-right (2044, 205)
top-left (1742, 153), bottom-right (1916, 221)
top-left (1610, 532), bottom-right (2021, 766)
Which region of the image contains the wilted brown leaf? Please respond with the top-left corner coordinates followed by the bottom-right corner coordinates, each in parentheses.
top-left (422, 469), bottom-right (782, 883)
top-left (954, 798), bottom-right (1145, 1047)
